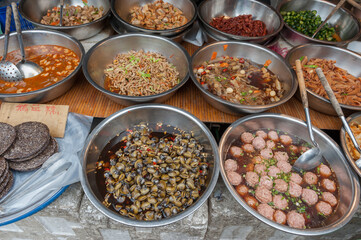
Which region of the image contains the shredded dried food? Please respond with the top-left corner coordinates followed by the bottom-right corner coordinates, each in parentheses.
top-left (210, 15), bottom-right (267, 37)
top-left (0, 45), bottom-right (80, 94)
top-left (40, 4), bottom-right (104, 26)
top-left (346, 123), bottom-right (361, 160)
top-left (104, 50), bottom-right (180, 96)
top-left (296, 56), bottom-right (361, 106)
top-left (97, 123), bottom-right (209, 220)
top-left (129, 0), bottom-right (188, 30)
top-left (194, 56), bottom-right (283, 105)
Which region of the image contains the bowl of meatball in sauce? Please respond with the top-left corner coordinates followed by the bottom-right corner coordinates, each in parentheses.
top-left (219, 113), bottom-right (360, 235)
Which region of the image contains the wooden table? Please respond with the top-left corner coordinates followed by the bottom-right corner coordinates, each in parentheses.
top-left (48, 40), bottom-right (341, 130)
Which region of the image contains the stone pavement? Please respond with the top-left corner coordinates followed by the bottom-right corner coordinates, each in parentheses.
top-left (0, 178), bottom-right (361, 240)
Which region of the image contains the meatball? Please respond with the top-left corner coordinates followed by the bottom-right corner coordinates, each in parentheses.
top-left (245, 171), bottom-right (259, 187)
top-left (257, 203), bottom-right (274, 220)
top-left (243, 144), bottom-right (255, 153)
top-left (316, 201), bottom-right (333, 216)
top-left (322, 192), bottom-right (338, 207)
top-left (274, 179), bottom-right (288, 193)
top-left (254, 163), bottom-right (267, 176)
top-left (273, 194), bottom-right (288, 210)
top-left (227, 171), bottom-right (243, 186)
top-left (259, 175), bottom-right (273, 190)
top-left (256, 130), bottom-right (268, 139)
top-left (241, 132), bottom-right (254, 144)
top-left (266, 140), bottom-right (276, 149)
top-left (229, 146), bottom-right (243, 158)
top-left (255, 186), bottom-right (272, 203)
top-left (236, 184), bottom-right (249, 197)
top-left (260, 148), bottom-right (273, 160)
top-left (252, 137), bottom-right (266, 150)
top-left (318, 164), bottom-right (332, 178)
top-left (302, 188), bottom-right (318, 206)
top-left (290, 173), bottom-right (303, 185)
top-left (274, 210), bottom-right (287, 225)
top-left (289, 145), bottom-right (299, 154)
top-left (245, 195), bottom-right (258, 209)
top-left (224, 159), bottom-right (238, 172)
top-left (268, 166), bottom-right (281, 178)
top-left (277, 160), bottom-right (292, 173)
top-left (303, 172), bottom-right (318, 185)
top-left (274, 151), bottom-right (289, 162)
top-left (287, 211), bottom-right (305, 229)
top-left (268, 130), bottom-right (279, 142)
top-left (321, 179), bottom-right (336, 192)
top-left (289, 181), bottom-right (302, 198)
top-left (280, 135), bottom-right (293, 146)
top-left (252, 156), bottom-right (262, 164)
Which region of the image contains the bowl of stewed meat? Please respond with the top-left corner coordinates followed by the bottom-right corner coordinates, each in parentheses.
top-left (219, 113), bottom-right (360, 235)
top-left (190, 41), bottom-right (297, 114)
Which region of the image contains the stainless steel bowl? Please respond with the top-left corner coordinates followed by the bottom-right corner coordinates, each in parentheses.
top-left (219, 113), bottom-right (360, 236)
top-left (111, 0), bottom-right (197, 37)
top-left (189, 41), bottom-right (297, 115)
top-left (278, 0), bottom-right (361, 47)
top-left (80, 104), bottom-right (219, 227)
top-left (82, 33), bottom-right (190, 106)
top-left (340, 112), bottom-right (361, 178)
top-left (285, 44), bottom-right (361, 116)
top-left (0, 29), bottom-right (84, 103)
top-left (19, 0), bottom-right (111, 40)
top-left (109, 15), bottom-right (192, 43)
top-left (198, 0), bottom-right (284, 44)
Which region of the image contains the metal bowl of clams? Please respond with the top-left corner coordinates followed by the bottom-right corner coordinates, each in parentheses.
top-left (219, 113), bottom-right (360, 235)
top-left (80, 104), bottom-right (219, 227)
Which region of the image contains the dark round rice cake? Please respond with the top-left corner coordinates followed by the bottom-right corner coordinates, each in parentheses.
top-left (0, 170), bottom-right (10, 193)
top-left (0, 123), bottom-right (16, 156)
top-left (0, 157), bottom-right (7, 179)
top-left (4, 122), bottom-right (50, 161)
top-left (0, 159), bottom-right (8, 184)
top-left (9, 140), bottom-right (50, 163)
top-left (0, 172), bottom-right (13, 200)
top-left (9, 137), bottom-right (58, 172)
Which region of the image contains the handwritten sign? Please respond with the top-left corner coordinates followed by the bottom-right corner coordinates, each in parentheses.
top-left (0, 103), bottom-right (69, 138)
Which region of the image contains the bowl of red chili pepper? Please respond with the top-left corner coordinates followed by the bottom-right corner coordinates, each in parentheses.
top-left (19, 0), bottom-right (111, 40)
top-left (189, 41), bottom-right (297, 114)
top-left (198, 0), bottom-right (284, 44)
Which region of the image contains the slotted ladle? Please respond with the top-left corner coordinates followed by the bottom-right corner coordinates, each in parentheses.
top-left (0, 6), bottom-right (23, 82)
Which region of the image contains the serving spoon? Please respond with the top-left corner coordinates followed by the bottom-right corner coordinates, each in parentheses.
top-left (293, 60), bottom-right (323, 171)
top-left (0, 6), bottom-right (23, 82)
top-left (316, 68), bottom-right (361, 168)
top-left (59, 0), bottom-right (64, 26)
top-left (11, 2), bottom-right (42, 79)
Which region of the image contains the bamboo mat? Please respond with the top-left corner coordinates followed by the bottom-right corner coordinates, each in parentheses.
top-left (48, 41), bottom-right (341, 130)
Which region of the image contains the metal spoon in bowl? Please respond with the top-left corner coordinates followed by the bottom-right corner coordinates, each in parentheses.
top-left (0, 6), bottom-right (23, 82)
top-left (60, 0), bottom-right (64, 26)
top-left (293, 60), bottom-right (323, 171)
top-left (11, 2), bottom-right (42, 79)
top-left (316, 68), bottom-right (361, 168)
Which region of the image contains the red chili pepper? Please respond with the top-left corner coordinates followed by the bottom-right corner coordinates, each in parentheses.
top-left (201, 71), bottom-right (206, 75)
top-left (147, 148), bottom-right (151, 151)
top-left (239, 58), bottom-right (245, 63)
top-left (201, 81), bottom-right (205, 85)
top-left (222, 68), bottom-right (228, 72)
top-left (200, 170), bottom-right (203, 173)
top-left (153, 162), bottom-right (156, 165)
top-left (231, 76), bottom-right (236, 80)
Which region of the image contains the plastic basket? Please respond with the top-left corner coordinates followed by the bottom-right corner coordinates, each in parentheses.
top-left (0, 4), bottom-right (34, 33)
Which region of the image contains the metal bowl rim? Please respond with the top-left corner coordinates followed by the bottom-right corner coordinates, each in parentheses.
top-left (197, 0), bottom-right (285, 41)
top-left (80, 103), bottom-right (220, 227)
top-left (340, 112), bottom-right (361, 177)
top-left (82, 33), bottom-right (191, 101)
top-left (189, 40), bottom-right (298, 110)
top-left (285, 43), bottom-right (361, 111)
top-left (110, 0), bottom-right (197, 34)
top-left (0, 29), bottom-right (85, 98)
top-left (18, 0), bottom-right (111, 30)
top-left (219, 112), bottom-right (360, 236)
top-left (278, 0), bottom-right (361, 45)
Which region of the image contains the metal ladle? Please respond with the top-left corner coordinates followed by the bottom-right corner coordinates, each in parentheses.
top-left (60, 0), bottom-right (64, 26)
top-left (316, 68), bottom-right (361, 168)
top-left (0, 6), bottom-right (23, 82)
top-left (11, 2), bottom-right (42, 79)
top-left (293, 60), bottom-right (323, 171)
